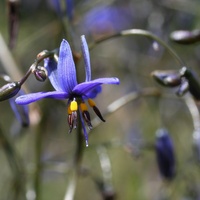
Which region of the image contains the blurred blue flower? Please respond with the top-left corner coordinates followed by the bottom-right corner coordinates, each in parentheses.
top-left (155, 128), bottom-right (176, 180)
top-left (82, 5), bottom-right (133, 37)
top-left (9, 90), bottom-right (29, 127)
top-left (15, 35), bottom-right (120, 146)
top-left (47, 0), bottom-right (74, 20)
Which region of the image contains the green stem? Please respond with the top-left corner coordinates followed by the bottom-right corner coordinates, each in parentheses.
top-left (64, 114), bottom-right (84, 200)
top-left (34, 126), bottom-right (43, 200)
top-left (89, 29), bottom-right (185, 67)
top-left (0, 127), bottom-right (26, 200)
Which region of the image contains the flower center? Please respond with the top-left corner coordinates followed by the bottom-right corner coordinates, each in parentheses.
top-left (67, 98), bottom-right (105, 133)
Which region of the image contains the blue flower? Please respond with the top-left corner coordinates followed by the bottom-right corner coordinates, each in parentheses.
top-left (155, 128), bottom-right (176, 180)
top-left (15, 35), bottom-right (120, 146)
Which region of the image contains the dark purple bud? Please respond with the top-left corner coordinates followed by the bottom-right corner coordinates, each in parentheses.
top-left (176, 79), bottom-right (189, 97)
top-left (151, 70), bottom-right (182, 87)
top-left (155, 128), bottom-right (176, 180)
top-left (0, 82), bottom-right (21, 101)
top-left (33, 66), bottom-right (48, 82)
top-left (180, 67), bottom-right (200, 100)
top-left (170, 30), bottom-right (200, 45)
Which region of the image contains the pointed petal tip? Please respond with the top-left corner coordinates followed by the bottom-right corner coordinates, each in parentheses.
top-left (86, 140), bottom-right (89, 147)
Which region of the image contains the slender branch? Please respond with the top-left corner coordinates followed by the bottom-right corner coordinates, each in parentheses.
top-left (89, 29), bottom-right (185, 67)
top-left (92, 88), bottom-right (161, 128)
top-left (63, 113), bottom-right (84, 200)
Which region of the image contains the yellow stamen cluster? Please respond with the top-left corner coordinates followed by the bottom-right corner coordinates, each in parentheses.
top-left (67, 98), bottom-right (105, 133)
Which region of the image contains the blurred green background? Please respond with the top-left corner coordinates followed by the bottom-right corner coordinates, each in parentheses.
top-left (1, 0), bottom-right (200, 200)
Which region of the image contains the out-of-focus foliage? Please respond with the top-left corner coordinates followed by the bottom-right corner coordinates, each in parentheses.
top-left (1, 0), bottom-right (200, 200)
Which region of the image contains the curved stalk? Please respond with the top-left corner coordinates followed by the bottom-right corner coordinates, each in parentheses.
top-left (92, 88), bottom-right (161, 128)
top-left (89, 29), bottom-right (185, 67)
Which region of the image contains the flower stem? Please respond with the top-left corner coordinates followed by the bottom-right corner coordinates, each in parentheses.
top-left (0, 126), bottom-right (26, 200)
top-left (64, 116), bottom-right (84, 200)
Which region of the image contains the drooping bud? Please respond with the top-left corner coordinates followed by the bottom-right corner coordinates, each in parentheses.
top-left (176, 79), bottom-right (189, 97)
top-left (170, 30), bottom-right (200, 45)
top-left (151, 70), bottom-right (182, 87)
top-left (0, 81), bottom-right (21, 101)
top-left (180, 67), bottom-right (200, 100)
top-left (88, 99), bottom-right (105, 122)
top-left (33, 66), bottom-right (48, 82)
top-left (155, 128), bottom-right (176, 180)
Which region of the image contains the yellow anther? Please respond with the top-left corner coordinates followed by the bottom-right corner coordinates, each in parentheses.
top-left (80, 102), bottom-right (88, 112)
top-left (67, 106), bottom-right (72, 115)
top-left (88, 98), bottom-right (96, 107)
top-left (70, 100), bottom-right (78, 111)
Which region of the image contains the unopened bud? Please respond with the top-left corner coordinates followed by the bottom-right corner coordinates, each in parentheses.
top-left (155, 128), bottom-right (176, 180)
top-left (170, 30), bottom-right (200, 44)
top-left (180, 67), bottom-right (200, 100)
top-left (0, 82), bottom-right (21, 101)
top-left (151, 70), bottom-right (182, 87)
top-left (176, 79), bottom-right (189, 97)
top-left (33, 66), bottom-right (48, 82)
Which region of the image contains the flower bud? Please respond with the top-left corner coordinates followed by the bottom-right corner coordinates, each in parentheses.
top-left (151, 70), bottom-right (182, 87)
top-left (176, 79), bottom-right (189, 97)
top-left (170, 30), bottom-right (200, 44)
top-left (155, 128), bottom-right (176, 180)
top-left (0, 82), bottom-right (21, 101)
top-left (33, 66), bottom-right (48, 82)
top-left (180, 67), bottom-right (200, 100)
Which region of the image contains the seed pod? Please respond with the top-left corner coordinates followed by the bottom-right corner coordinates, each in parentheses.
top-left (151, 70), bottom-right (182, 87)
top-left (33, 66), bottom-right (48, 82)
top-left (0, 82), bottom-right (21, 101)
top-left (155, 128), bottom-right (176, 180)
top-left (170, 30), bottom-right (200, 45)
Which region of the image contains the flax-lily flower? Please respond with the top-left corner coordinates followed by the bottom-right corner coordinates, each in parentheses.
top-left (15, 35), bottom-right (120, 146)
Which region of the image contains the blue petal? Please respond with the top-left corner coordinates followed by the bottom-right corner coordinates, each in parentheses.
top-left (44, 57), bottom-right (63, 91)
top-left (15, 91), bottom-right (69, 105)
top-left (81, 35), bottom-right (91, 82)
top-left (58, 39), bottom-right (78, 93)
top-left (85, 85), bottom-right (102, 99)
top-left (73, 77), bottom-right (120, 96)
